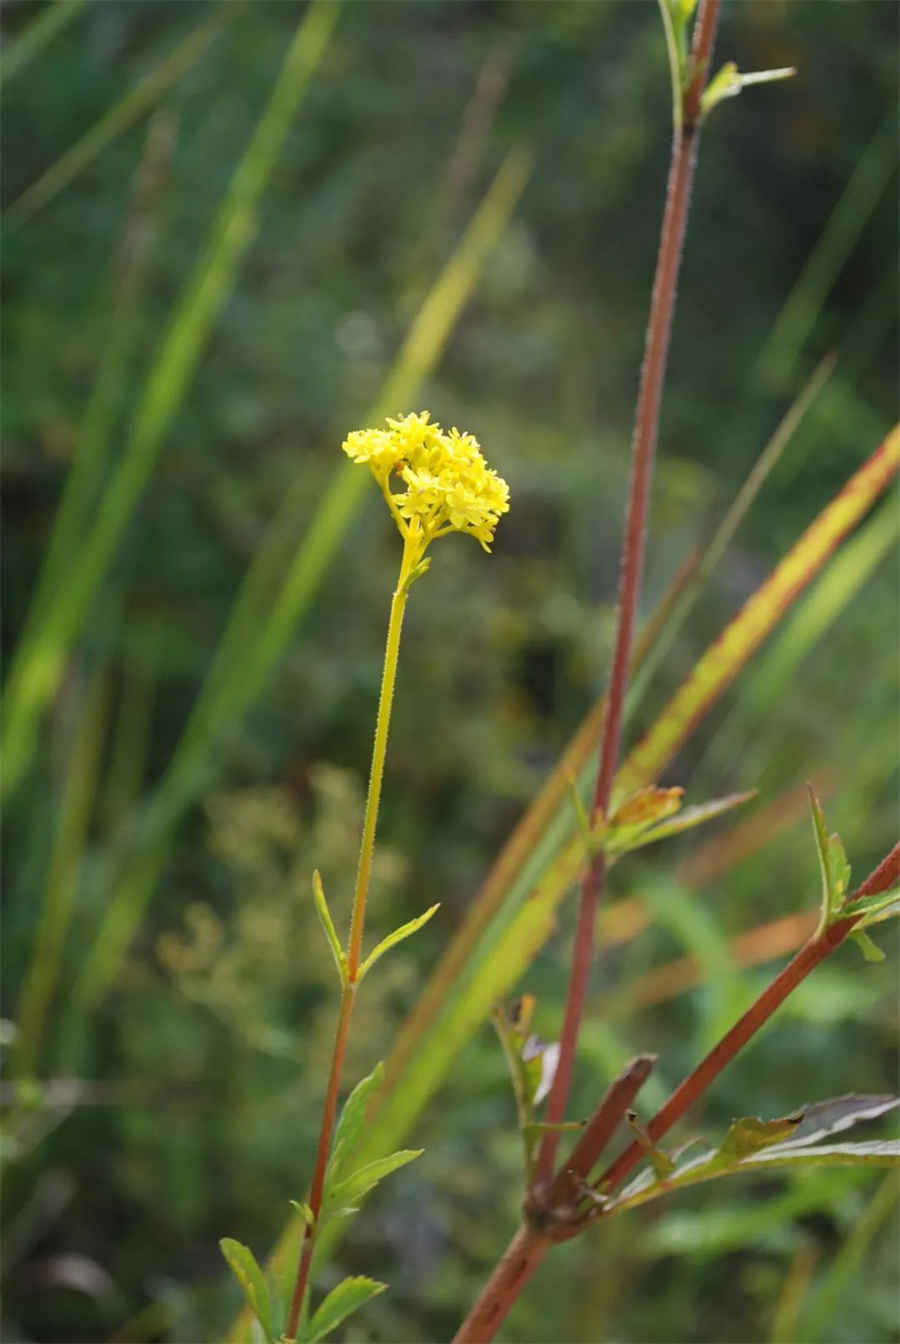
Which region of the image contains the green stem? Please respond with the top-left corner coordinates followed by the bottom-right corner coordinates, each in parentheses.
top-left (346, 535), bottom-right (415, 980)
top-left (284, 532), bottom-right (415, 1339)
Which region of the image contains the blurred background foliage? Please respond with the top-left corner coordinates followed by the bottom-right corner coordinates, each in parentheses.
top-left (2, 1), bottom-right (897, 1341)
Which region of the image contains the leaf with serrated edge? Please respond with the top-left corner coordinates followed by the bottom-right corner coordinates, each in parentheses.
top-left (326, 1064), bottom-right (383, 1190)
top-left (312, 871), bottom-right (347, 987)
top-left (769, 1094), bottom-right (900, 1149)
top-left (325, 1150), bottom-right (422, 1209)
top-left (219, 1239), bottom-right (274, 1343)
top-left (357, 905), bottom-right (440, 982)
top-left (300, 1276), bottom-right (387, 1344)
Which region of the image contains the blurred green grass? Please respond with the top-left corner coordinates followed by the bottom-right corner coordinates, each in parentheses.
top-left (2, 3), bottom-right (897, 1341)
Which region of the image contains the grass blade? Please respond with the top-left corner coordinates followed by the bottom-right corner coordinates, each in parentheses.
top-left (0, 0), bottom-right (92, 86)
top-left (1, 0), bottom-right (340, 802)
top-left (7, 7), bottom-right (229, 225)
top-left (14, 668), bottom-right (109, 1076)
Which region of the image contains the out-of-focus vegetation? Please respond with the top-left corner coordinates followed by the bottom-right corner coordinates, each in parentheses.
top-left (2, 2), bottom-right (897, 1341)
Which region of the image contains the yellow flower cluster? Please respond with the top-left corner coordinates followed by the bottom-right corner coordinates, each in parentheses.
top-left (342, 412), bottom-right (509, 555)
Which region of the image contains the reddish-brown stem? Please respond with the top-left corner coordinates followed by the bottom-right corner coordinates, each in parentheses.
top-left (284, 983), bottom-right (356, 1341)
top-left (452, 1225), bottom-right (551, 1344)
top-left (457, 841), bottom-right (896, 1344)
top-left (596, 844), bottom-right (900, 1195)
top-left (560, 1054), bottom-right (656, 1186)
top-left (534, 0), bottom-right (721, 1190)
top-left (844, 841), bottom-right (900, 903)
top-left (597, 918), bottom-right (864, 1197)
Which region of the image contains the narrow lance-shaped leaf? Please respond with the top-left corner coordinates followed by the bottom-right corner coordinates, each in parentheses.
top-left (325, 1063), bottom-right (384, 1190)
top-left (605, 789), bottom-right (756, 859)
top-left (775, 1094), bottom-right (900, 1149)
top-left (701, 61), bottom-right (796, 118)
top-left (312, 871), bottom-right (347, 987)
top-left (608, 1097), bottom-right (900, 1217)
top-left (602, 786), bottom-right (684, 855)
top-left (357, 904), bottom-right (440, 982)
top-left (219, 1239), bottom-right (274, 1344)
top-left (842, 887), bottom-right (900, 928)
top-left (299, 1276), bottom-right (387, 1344)
top-left (323, 1150), bottom-right (423, 1211)
top-left (808, 786), bottom-right (851, 932)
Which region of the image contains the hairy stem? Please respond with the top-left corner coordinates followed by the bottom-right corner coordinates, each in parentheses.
top-left (535, 0), bottom-right (721, 1189)
top-left (284, 542), bottom-right (413, 1340)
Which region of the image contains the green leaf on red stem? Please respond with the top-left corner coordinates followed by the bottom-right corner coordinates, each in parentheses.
top-left (220, 1237), bottom-right (275, 1344)
top-left (298, 1276), bottom-right (387, 1344)
top-left (808, 786), bottom-right (851, 934)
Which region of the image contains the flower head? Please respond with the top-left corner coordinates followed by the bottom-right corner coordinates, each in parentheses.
top-left (342, 412), bottom-right (510, 557)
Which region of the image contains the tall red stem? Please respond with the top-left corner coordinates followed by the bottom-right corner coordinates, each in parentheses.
top-left (535, 0), bottom-right (721, 1189)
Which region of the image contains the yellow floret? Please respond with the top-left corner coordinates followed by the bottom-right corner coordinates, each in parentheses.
top-left (341, 412), bottom-right (510, 556)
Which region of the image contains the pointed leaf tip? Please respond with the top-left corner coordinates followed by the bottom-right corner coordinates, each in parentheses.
top-left (219, 1238), bottom-right (274, 1343)
top-left (312, 870), bottom-right (348, 986)
top-left (357, 904), bottom-right (440, 982)
top-left (300, 1275), bottom-right (387, 1344)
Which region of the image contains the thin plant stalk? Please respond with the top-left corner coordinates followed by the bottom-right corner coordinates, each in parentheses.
top-left (283, 535), bottom-right (417, 1342)
top-left (535, 0), bottom-right (722, 1190)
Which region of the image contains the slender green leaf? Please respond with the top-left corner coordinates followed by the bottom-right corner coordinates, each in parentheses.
top-left (357, 904), bottom-right (440, 982)
top-left (311, 872), bottom-right (347, 987)
top-left (299, 1276), bottom-right (386, 1344)
top-left (290, 1201), bottom-right (315, 1229)
top-left (842, 888), bottom-right (900, 927)
top-left (326, 1064), bottom-right (384, 1188)
top-left (611, 1139), bottom-right (900, 1216)
top-left (220, 1239), bottom-right (274, 1344)
top-left (606, 790), bottom-right (755, 858)
top-left (324, 1151), bottom-right (423, 1210)
top-left (808, 787), bottom-right (851, 932)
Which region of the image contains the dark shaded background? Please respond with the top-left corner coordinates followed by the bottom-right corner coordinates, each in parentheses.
top-left (3, 2), bottom-right (898, 1341)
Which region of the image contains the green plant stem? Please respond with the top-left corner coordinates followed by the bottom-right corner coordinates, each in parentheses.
top-left (284, 536), bottom-right (414, 1342)
top-left (534, 0), bottom-right (721, 1192)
